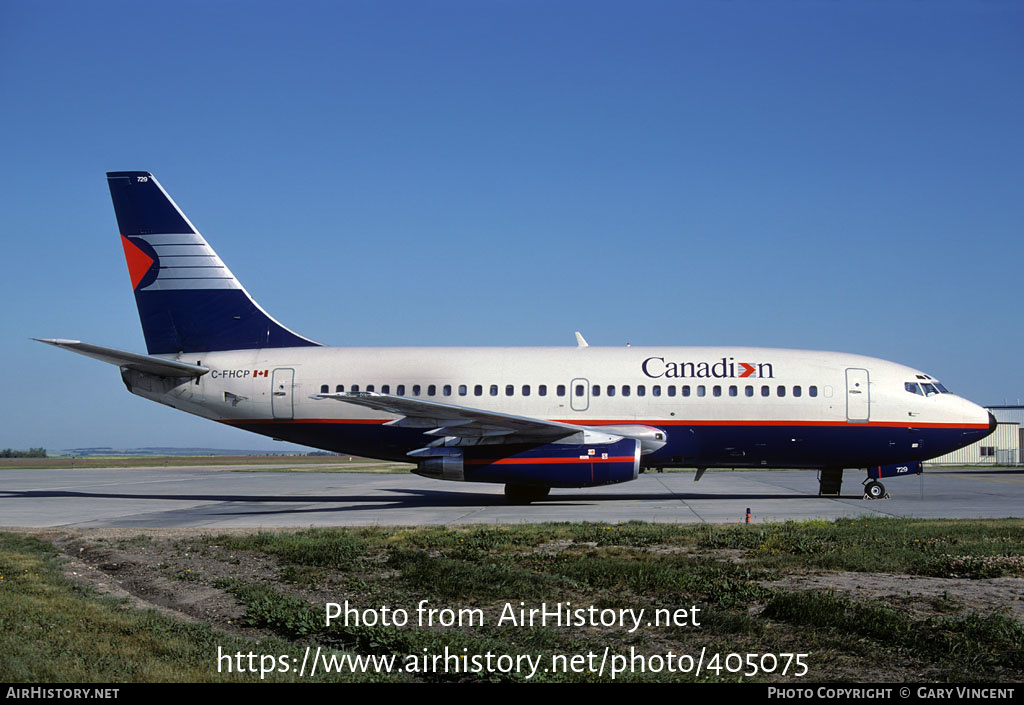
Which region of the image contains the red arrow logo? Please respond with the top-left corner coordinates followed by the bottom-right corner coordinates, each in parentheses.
top-left (738, 363), bottom-right (756, 378)
top-left (120, 235), bottom-right (155, 290)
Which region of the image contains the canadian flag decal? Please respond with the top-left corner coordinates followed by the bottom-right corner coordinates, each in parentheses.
top-left (254, 370), bottom-right (268, 377)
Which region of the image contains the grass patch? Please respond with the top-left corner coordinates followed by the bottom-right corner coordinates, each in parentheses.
top-left (0, 533), bottom-right (361, 682)
top-left (194, 520), bottom-right (1024, 681)
top-left (210, 529), bottom-right (370, 568)
top-left (763, 590), bottom-right (1024, 681)
top-left (698, 518), bottom-right (1024, 576)
top-left (9, 518), bottom-right (1024, 682)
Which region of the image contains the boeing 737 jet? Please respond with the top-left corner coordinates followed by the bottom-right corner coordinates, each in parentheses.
top-left (38, 172), bottom-right (996, 503)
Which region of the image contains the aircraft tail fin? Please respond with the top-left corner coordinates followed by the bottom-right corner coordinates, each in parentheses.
top-left (106, 172), bottom-right (320, 354)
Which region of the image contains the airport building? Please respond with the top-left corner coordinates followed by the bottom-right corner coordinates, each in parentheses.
top-left (924, 406), bottom-right (1024, 466)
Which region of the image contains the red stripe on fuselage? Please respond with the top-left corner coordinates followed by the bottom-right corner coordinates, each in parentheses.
top-left (578, 419), bottom-right (991, 429)
top-left (221, 418), bottom-right (989, 430)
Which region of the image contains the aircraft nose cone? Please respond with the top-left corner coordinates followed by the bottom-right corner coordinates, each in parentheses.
top-left (988, 411), bottom-right (998, 437)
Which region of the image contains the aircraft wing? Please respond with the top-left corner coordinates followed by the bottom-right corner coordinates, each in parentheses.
top-left (310, 391), bottom-right (590, 444)
top-left (34, 339), bottom-right (209, 378)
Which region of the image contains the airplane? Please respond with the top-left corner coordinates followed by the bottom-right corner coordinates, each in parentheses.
top-left (37, 171), bottom-right (997, 504)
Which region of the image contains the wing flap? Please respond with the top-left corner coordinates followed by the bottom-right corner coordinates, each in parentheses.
top-left (311, 391), bottom-right (582, 442)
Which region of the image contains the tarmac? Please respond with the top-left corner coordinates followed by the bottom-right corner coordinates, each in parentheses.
top-left (0, 466), bottom-right (1021, 528)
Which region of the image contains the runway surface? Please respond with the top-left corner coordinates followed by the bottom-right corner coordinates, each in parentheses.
top-left (1, 466), bottom-right (1022, 528)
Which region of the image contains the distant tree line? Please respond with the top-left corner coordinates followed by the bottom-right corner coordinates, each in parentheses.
top-left (0, 448), bottom-right (47, 458)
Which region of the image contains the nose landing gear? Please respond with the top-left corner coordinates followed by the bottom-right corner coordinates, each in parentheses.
top-left (862, 461), bottom-right (920, 499)
top-left (863, 480), bottom-right (888, 500)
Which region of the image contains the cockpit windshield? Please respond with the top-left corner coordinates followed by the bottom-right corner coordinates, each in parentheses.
top-left (905, 379), bottom-right (950, 396)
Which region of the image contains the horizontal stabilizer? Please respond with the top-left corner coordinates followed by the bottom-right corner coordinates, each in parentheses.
top-left (34, 339), bottom-right (209, 378)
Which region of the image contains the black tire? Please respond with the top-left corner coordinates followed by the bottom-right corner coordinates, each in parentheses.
top-left (865, 481), bottom-right (885, 499)
top-left (504, 484), bottom-right (551, 505)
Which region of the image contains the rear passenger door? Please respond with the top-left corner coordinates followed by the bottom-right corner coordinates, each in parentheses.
top-left (272, 368), bottom-right (295, 420)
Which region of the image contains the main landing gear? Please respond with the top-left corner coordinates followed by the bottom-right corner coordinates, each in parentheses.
top-left (504, 484), bottom-right (551, 505)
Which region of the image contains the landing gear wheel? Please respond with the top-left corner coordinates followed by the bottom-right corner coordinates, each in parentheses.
top-left (504, 484), bottom-right (550, 505)
top-left (864, 481), bottom-right (886, 499)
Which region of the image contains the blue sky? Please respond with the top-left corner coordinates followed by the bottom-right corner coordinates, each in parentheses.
top-left (2, 1), bottom-right (1022, 451)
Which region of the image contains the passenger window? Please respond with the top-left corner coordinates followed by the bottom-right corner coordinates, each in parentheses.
top-left (637, 385), bottom-right (646, 397)
top-left (793, 386), bottom-right (802, 397)
top-left (412, 385), bottom-right (420, 396)
top-left (320, 384), bottom-right (329, 393)
top-left (575, 384), bottom-right (584, 397)
top-left (557, 385), bottom-right (566, 397)
top-left (351, 384), bottom-right (360, 393)
top-left (809, 386), bottom-right (817, 397)
top-left (397, 384), bottom-right (405, 396)
top-left (777, 386), bottom-right (786, 397)
top-left (458, 385), bottom-right (467, 396)
top-left (745, 385), bottom-right (753, 397)
top-left (335, 384), bottom-right (344, 393)
top-left (667, 385), bottom-right (676, 397)
top-left (474, 384), bottom-right (482, 396)
top-left (729, 385), bottom-right (737, 397)
top-left (761, 386), bottom-right (769, 397)
top-left (592, 385), bottom-right (601, 397)
top-left (681, 385), bottom-right (690, 397)
top-left (442, 384), bottom-right (451, 396)
top-left (539, 385), bottom-right (547, 396)
top-left (490, 385), bottom-right (498, 396)
top-left (522, 385), bottom-right (530, 396)
top-left (652, 385), bottom-right (661, 397)
top-left (505, 385), bottom-right (514, 396)
top-left (622, 385), bottom-right (631, 397)
top-left (366, 384), bottom-right (374, 392)
top-left (607, 385), bottom-right (616, 397)
top-left (697, 385), bottom-right (706, 397)
top-left (713, 385), bottom-right (722, 397)
top-left (381, 384), bottom-right (390, 394)
top-left (427, 384), bottom-right (436, 396)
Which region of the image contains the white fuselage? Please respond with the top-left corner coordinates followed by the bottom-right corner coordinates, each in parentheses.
top-left (124, 345), bottom-right (993, 470)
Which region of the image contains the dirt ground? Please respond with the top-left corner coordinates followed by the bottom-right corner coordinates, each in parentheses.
top-left (18, 527), bottom-right (1024, 642)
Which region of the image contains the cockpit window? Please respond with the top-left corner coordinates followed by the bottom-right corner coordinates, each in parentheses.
top-left (909, 376), bottom-right (951, 395)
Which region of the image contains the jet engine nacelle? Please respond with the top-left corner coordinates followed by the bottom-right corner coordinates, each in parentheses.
top-left (414, 438), bottom-right (641, 488)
